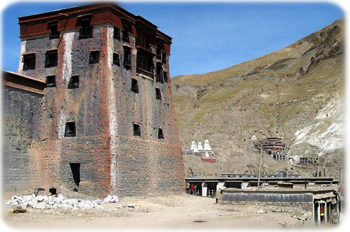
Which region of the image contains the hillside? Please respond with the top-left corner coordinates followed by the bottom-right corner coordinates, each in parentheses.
top-left (172, 19), bottom-right (344, 178)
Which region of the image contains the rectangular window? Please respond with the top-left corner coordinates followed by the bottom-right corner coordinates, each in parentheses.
top-left (158, 128), bottom-right (164, 139)
top-left (114, 27), bottom-right (120, 40)
top-left (133, 123), bottom-right (141, 136)
top-left (113, 53), bottom-right (120, 66)
top-left (162, 52), bottom-right (167, 63)
top-left (137, 32), bottom-right (149, 50)
top-left (156, 43), bottom-right (164, 60)
top-left (65, 122), bottom-right (76, 137)
top-left (155, 88), bottom-right (161, 100)
top-left (46, 75), bottom-right (56, 87)
top-left (48, 21), bottom-right (60, 39)
top-left (45, 50), bottom-right (58, 67)
top-left (23, 54), bottom-right (35, 70)
top-left (131, 79), bottom-right (139, 93)
top-left (156, 65), bottom-right (164, 83)
top-left (137, 53), bottom-right (153, 73)
top-left (122, 24), bottom-right (131, 42)
top-left (68, 75), bottom-right (79, 89)
top-left (156, 44), bottom-right (162, 59)
top-left (163, 71), bottom-right (168, 82)
top-left (123, 47), bottom-right (131, 70)
top-left (77, 16), bottom-right (93, 39)
top-left (89, 51), bottom-right (100, 64)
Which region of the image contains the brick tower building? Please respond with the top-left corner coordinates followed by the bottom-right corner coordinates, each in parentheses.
top-left (6, 3), bottom-right (185, 196)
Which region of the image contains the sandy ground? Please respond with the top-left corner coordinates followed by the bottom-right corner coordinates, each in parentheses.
top-left (1, 193), bottom-right (324, 229)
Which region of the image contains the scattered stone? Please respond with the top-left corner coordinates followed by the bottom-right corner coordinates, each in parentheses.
top-left (36, 196), bottom-right (45, 202)
top-left (272, 208), bottom-right (282, 212)
top-left (279, 221), bottom-right (287, 227)
top-left (6, 193), bottom-right (120, 211)
top-left (103, 195), bottom-right (119, 203)
top-left (256, 209), bottom-right (264, 214)
top-left (127, 204), bottom-right (135, 208)
top-left (13, 206), bottom-right (26, 214)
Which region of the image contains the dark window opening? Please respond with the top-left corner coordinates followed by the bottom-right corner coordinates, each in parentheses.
top-left (68, 75), bottom-right (79, 89)
top-left (65, 122), bottom-right (76, 137)
top-left (137, 32), bottom-right (150, 50)
top-left (77, 16), bottom-right (93, 39)
top-left (162, 52), bottom-right (167, 63)
top-left (46, 75), bottom-right (56, 87)
top-left (131, 79), bottom-right (139, 93)
top-left (122, 24), bottom-right (131, 42)
top-left (133, 123), bottom-right (141, 136)
top-left (114, 27), bottom-right (120, 40)
top-left (158, 128), bottom-right (164, 139)
top-left (23, 54), bottom-right (35, 70)
top-left (123, 47), bottom-right (132, 70)
top-left (48, 21), bottom-right (60, 39)
top-left (163, 71), bottom-right (168, 82)
top-left (113, 53), bottom-right (120, 66)
top-left (137, 53), bottom-right (153, 73)
top-left (45, 50), bottom-right (58, 67)
top-left (156, 44), bottom-right (164, 59)
top-left (156, 65), bottom-right (164, 83)
top-left (69, 163), bottom-right (80, 187)
top-left (156, 88), bottom-right (161, 100)
top-left (156, 47), bottom-right (162, 59)
top-left (89, 51), bottom-right (100, 64)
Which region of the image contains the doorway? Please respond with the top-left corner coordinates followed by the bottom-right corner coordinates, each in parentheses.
top-left (69, 163), bottom-right (80, 186)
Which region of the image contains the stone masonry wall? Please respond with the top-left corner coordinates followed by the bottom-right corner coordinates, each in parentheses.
top-left (3, 88), bottom-right (43, 191)
top-left (114, 136), bottom-right (184, 196)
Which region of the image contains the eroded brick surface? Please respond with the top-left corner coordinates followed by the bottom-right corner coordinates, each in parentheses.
top-left (4, 4), bottom-right (185, 197)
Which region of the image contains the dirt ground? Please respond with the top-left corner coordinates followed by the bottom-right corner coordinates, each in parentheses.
top-left (2, 193), bottom-right (323, 229)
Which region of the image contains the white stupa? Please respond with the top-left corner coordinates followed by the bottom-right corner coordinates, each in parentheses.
top-left (204, 139), bottom-right (211, 151)
top-left (190, 141), bottom-right (198, 152)
top-left (197, 142), bottom-right (203, 151)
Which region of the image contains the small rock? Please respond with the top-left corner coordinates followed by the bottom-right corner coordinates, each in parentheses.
top-left (103, 195), bottom-right (112, 203)
top-left (103, 195), bottom-right (119, 203)
top-left (279, 221), bottom-right (287, 227)
top-left (256, 209), bottom-right (264, 214)
top-left (36, 196), bottom-right (45, 202)
top-left (127, 204), bottom-right (135, 208)
top-left (13, 206), bottom-right (26, 214)
top-left (35, 203), bottom-right (45, 209)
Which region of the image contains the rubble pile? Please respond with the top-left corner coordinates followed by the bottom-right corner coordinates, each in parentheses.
top-left (6, 194), bottom-right (120, 211)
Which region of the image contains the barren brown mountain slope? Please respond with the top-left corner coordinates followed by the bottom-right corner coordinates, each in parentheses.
top-left (172, 20), bottom-right (344, 178)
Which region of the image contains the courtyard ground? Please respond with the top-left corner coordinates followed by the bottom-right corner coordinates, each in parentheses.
top-left (2, 193), bottom-right (328, 229)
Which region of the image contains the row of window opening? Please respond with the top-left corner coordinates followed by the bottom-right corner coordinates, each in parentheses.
top-left (47, 17), bottom-right (167, 63)
top-left (23, 50), bottom-right (168, 83)
top-left (23, 51), bottom-right (57, 70)
top-left (64, 121), bottom-right (164, 139)
top-left (47, 75), bottom-right (162, 100)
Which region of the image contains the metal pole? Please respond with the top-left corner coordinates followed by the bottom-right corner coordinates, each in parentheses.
top-left (258, 146), bottom-right (262, 189)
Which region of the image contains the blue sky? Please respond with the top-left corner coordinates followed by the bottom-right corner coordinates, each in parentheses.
top-left (1, 2), bottom-right (344, 77)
